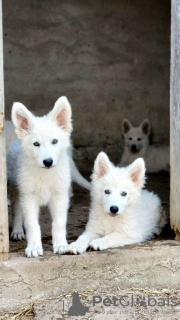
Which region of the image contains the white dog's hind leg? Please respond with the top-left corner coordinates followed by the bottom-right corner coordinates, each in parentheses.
top-left (49, 194), bottom-right (69, 254)
top-left (90, 232), bottom-right (139, 251)
top-left (23, 196), bottom-right (43, 258)
top-left (68, 231), bottom-right (97, 254)
top-left (11, 200), bottom-right (25, 241)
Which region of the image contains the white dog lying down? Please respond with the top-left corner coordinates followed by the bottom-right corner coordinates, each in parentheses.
top-left (7, 96), bottom-right (91, 257)
top-left (68, 153), bottom-right (167, 254)
top-left (119, 119), bottom-right (169, 173)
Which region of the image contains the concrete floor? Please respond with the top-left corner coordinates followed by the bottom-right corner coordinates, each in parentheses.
top-left (1, 172), bottom-right (180, 320)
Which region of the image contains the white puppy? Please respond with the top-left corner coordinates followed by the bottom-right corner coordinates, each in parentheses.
top-left (8, 96), bottom-right (90, 257)
top-left (68, 153), bottom-right (167, 254)
top-left (120, 119), bottom-right (169, 173)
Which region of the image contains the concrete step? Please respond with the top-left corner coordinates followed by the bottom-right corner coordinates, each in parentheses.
top-left (0, 240), bottom-right (180, 317)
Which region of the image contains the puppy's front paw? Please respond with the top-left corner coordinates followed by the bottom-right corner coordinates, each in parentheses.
top-left (11, 229), bottom-right (25, 241)
top-left (90, 239), bottom-right (108, 251)
top-left (53, 243), bottom-right (69, 254)
top-left (25, 246), bottom-right (43, 258)
top-left (68, 242), bottom-right (87, 255)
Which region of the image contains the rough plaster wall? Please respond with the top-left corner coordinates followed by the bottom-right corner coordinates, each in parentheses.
top-left (3, 0), bottom-right (170, 169)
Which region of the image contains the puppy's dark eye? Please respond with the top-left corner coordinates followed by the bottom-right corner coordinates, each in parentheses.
top-left (137, 138), bottom-right (142, 141)
top-left (105, 189), bottom-right (111, 195)
top-left (129, 137), bottom-right (132, 141)
top-left (33, 142), bottom-right (40, 147)
top-left (52, 139), bottom-right (58, 145)
top-left (121, 191), bottom-right (127, 197)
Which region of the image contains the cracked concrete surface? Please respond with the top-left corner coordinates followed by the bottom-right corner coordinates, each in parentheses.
top-left (3, 287), bottom-right (180, 320)
top-left (1, 240), bottom-right (180, 318)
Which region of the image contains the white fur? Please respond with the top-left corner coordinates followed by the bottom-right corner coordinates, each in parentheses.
top-left (7, 96), bottom-right (90, 257)
top-left (120, 119), bottom-right (169, 173)
top-left (68, 153), bottom-right (167, 254)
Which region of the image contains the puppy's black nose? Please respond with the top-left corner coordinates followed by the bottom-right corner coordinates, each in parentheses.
top-left (110, 206), bottom-right (119, 214)
top-left (131, 144), bottom-right (137, 152)
top-left (43, 158), bottom-right (53, 168)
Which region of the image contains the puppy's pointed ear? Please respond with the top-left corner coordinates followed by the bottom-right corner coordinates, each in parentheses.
top-left (128, 158), bottom-right (145, 188)
top-left (94, 152), bottom-right (112, 179)
top-left (51, 96), bottom-right (72, 133)
top-left (141, 119), bottom-right (150, 136)
top-left (11, 102), bottom-right (34, 139)
top-left (122, 119), bottom-right (132, 134)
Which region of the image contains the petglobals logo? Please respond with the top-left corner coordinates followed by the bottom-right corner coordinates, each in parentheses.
top-left (61, 291), bottom-right (179, 318)
top-left (93, 294), bottom-right (179, 308)
top-left (68, 292), bottom-right (89, 316)
top-left (62, 291), bottom-right (89, 317)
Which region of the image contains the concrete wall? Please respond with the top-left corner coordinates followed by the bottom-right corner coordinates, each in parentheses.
top-left (3, 0), bottom-right (170, 170)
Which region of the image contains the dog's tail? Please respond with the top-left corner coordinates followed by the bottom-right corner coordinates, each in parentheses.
top-left (70, 158), bottom-right (91, 191)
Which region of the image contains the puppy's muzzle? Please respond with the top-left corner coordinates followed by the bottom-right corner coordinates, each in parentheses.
top-left (43, 158), bottom-right (53, 168)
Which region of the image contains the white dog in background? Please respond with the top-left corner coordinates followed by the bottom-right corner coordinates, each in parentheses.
top-left (7, 96), bottom-right (90, 257)
top-left (119, 119), bottom-right (169, 173)
top-left (68, 153), bottom-right (167, 254)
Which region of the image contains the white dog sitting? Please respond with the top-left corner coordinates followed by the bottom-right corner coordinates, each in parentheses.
top-left (8, 96), bottom-right (90, 257)
top-left (68, 152), bottom-right (167, 254)
top-left (119, 119), bottom-right (169, 173)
